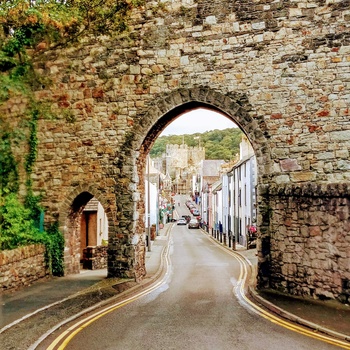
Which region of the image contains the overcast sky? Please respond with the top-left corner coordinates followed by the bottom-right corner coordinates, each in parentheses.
top-left (160, 109), bottom-right (237, 136)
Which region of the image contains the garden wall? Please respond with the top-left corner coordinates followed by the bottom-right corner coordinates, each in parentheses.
top-left (0, 244), bottom-right (48, 292)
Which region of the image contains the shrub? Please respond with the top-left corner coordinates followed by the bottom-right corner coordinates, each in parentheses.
top-left (0, 192), bottom-right (64, 276)
top-left (0, 192), bottom-right (42, 250)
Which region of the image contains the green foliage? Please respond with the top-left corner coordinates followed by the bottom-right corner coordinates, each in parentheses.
top-left (150, 128), bottom-right (243, 161)
top-left (0, 73), bottom-right (29, 102)
top-left (45, 221), bottom-right (65, 276)
top-left (0, 51), bottom-right (17, 72)
top-left (0, 129), bottom-right (19, 194)
top-left (24, 191), bottom-right (43, 228)
top-left (0, 192), bottom-right (43, 250)
top-left (0, 191), bottom-right (65, 276)
top-left (0, 108), bottom-right (40, 193)
top-left (0, 108), bottom-right (65, 275)
top-left (0, 0), bottom-right (144, 102)
top-left (25, 109), bottom-right (38, 175)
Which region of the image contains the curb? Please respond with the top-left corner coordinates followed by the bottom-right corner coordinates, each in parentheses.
top-left (1, 225), bottom-right (173, 350)
top-left (247, 286), bottom-right (350, 343)
top-left (201, 229), bottom-right (350, 344)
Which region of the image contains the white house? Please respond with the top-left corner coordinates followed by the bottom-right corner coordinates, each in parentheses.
top-left (204, 135), bottom-right (257, 249)
top-left (145, 180), bottom-right (158, 228)
top-left (145, 158), bottom-right (163, 229)
top-left (211, 180), bottom-right (223, 239)
top-left (228, 135), bottom-right (257, 247)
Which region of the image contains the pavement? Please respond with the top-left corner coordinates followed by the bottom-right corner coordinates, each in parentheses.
top-left (1, 222), bottom-right (350, 348)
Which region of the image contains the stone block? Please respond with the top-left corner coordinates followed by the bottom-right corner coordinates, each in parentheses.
top-left (290, 172), bottom-right (316, 182)
top-left (280, 158), bottom-right (302, 172)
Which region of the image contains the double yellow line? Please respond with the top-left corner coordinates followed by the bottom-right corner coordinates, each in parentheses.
top-left (207, 235), bottom-right (350, 350)
top-left (45, 231), bottom-right (350, 350)
top-left (47, 280), bottom-right (164, 349)
top-left (45, 243), bottom-right (172, 350)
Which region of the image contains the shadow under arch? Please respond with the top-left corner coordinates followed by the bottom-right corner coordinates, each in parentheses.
top-left (114, 86), bottom-right (272, 282)
top-left (58, 185), bottom-right (114, 276)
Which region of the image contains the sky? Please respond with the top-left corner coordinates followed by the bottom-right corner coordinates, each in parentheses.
top-left (160, 109), bottom-right (237, 136)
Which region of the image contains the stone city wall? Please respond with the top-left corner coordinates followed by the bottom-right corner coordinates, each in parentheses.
top-left (0, 0), bottom-right (349, 297)
top-left (259, 183), bottom-right (350, 302)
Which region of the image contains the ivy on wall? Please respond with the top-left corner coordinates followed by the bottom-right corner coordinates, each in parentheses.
top-left (25, 109), bottom-right (38, 182)
top-left (0, 0), bottom-right (144, 103)
top-left (45, 221), bottom-right (65, 276)
top-left (0, 128), bottom-right (19, 194)
top-left (0, 106), bottom-right (66, 276)
top-left (0, 0), bottom-right (144, 275)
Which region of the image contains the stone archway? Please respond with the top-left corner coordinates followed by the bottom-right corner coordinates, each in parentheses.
top-left (113, 86), bottom-right (350, 302)
top-left (112, 86), bottom-right (270, 282)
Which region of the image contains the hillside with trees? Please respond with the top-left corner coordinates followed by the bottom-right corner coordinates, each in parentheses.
top-left (150, 128), bottom-right (243, 161)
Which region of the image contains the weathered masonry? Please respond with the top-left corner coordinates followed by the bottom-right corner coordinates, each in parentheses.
top-left (2, 1), bottom-right (350, 302)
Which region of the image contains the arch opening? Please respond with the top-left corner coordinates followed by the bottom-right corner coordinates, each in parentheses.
top-left (114, 87), bottom-right (269, 284)
top-left (141, 104), bottom-right (258, 260)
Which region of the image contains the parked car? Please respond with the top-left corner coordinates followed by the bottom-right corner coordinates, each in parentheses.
top-left (192, 209), bottom-right (200, 216)
top-left (177, 218), bottom-right (187, 225)
top-left (188, 219), bottom-right (200, 229)
top-left (182, 215), bottom-right (191, 223)
top-left (186, 201), bottom-right (194, 208)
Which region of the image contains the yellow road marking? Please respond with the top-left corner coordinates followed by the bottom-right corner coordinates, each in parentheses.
top-left (205, 234), bottom-right (350, 349)
top-left (48, 231), bottom-right (350, 349)
top-left (46, 277), bottom-right (167, 350)
top-left (46, 243), bottom-right (171, 350)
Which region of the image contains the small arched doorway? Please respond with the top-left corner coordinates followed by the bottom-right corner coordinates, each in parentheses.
top-left (61, 190), bottom-right (111, 275)
top-left (80, 197), bottom-right (109, 270)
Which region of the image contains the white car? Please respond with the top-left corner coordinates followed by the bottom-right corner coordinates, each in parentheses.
top-left (177, 218), bottom-right (187, 225)
top-left (188, 219), bottom-right (200, 229)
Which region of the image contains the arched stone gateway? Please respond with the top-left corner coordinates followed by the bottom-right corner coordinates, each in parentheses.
top-left (116, 86), bottom-right (350, 302)
top-left (1, 1), bottom-right (349, 301)
top-left (114, 87), bottom-right (270, 281)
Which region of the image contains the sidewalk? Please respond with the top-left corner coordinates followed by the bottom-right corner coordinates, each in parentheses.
top-left (0, 224), bottom-right (172, 333)
top-left (1, 223), bottom-right (350, 347)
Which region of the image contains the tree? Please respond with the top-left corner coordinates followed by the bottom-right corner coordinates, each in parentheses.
top-left (150, 128), bottom-right (243, 161)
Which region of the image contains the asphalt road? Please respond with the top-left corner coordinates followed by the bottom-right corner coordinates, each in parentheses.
top-left (47, 201), bottom-right (340, 350)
